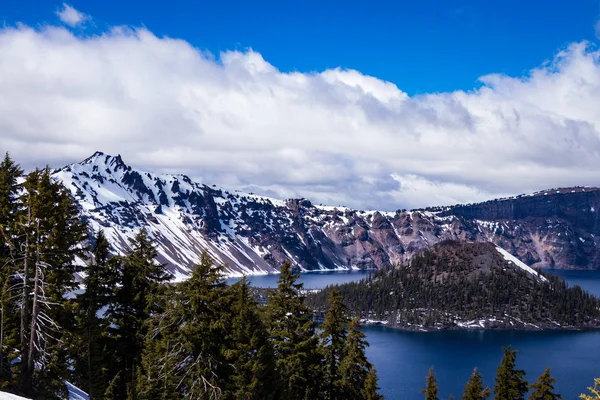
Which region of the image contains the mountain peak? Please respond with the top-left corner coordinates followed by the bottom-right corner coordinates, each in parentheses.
top-left (80, 151), bottom-right (106, 164)
top-left (78, 151), bottom-right (129, 172)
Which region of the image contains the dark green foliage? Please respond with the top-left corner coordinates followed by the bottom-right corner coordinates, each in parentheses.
top-left (529, 367), bottom-right (562, 400)
top-left (422, 367), bottom-right (439, 400)
top-left (224, 277), bottom-right (277, 399)
top-left (363, 368), bottom-right (384, 400)
top-left (265, 261), bottom-right (322, 400)
top-left (320, 289), bottom-right (349, 400)
top-left (340, 317), bottom-right (382, 400)
top-left (0, 154), bottom-right (385, 400)
top-left (306, 241), bottom-right (600, 329)
top-left (462, 368), bottom-right (490, 400)
top-left (0, 153), bottom-right (22, 388)
top-left (494, 346), bottom-right (528, 400)
top-left (72, 230), bottom-right (116, 399)
top-left (18, 167), bottom-right (87, 398)
top-left (136, 252), bottom-right (232, 399)
top-left (0, 159), bottom-right (88, 398)
top-left (106, 228), bottom-right (172, 399)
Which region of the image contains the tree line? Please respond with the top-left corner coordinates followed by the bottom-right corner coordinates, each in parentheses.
top-left (2, 153), bottom-right (600, 400)
top-left (306, 241), bottom-right (600, 329)
top-left (422, 345), bottom-right (600, 400)
top-left (0, 153), bottom-right (381, 399)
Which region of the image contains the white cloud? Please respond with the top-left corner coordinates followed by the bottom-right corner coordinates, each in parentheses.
top-left (56, 3), bottom-right (88, 27)
top-left (1, 20), bottom-right (600, 210)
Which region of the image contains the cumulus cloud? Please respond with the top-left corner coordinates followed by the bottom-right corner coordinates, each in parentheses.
top-left (1, 19), bottom-right (600, 210)
top-left (56, 3), bottom-right (89, 27)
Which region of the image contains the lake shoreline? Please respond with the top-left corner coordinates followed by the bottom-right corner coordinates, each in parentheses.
top-left (360, 319), bottom-right (600, 332)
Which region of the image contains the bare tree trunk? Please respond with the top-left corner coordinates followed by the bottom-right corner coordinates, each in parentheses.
top-left (20, 203), bottom-right (31, 392)
top-left (27, 220), bottom-right (41, 375)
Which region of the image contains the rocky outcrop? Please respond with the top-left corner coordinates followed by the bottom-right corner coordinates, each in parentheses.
top-left (53, 153), bottom-right (600, 276)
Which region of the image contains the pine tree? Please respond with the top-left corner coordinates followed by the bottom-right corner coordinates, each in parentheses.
top-left (15, 168), bottom-right (87, 398)
top-left (462, 368), bottom-right (490, 400)
top-left (320, 289), bottom-right (349, 400)
top-left (494, 346), bottom-right (528, 400)
top-left (422, 367), bottom-right (439, 400)
top-left (73, 230), bottom-right (115, 399)
top-left (134, 283), bottom-right (182, 400)
top-left (580, 378), bottom-right (600, 399)
top-left (363, 368), bottom-right (384, 400)
top-left (106, 228), bottom-right (172, 399)
top-left (265, 261), bottom-right (322, 400)
top-left (338, 317), bottom-right (381, 400)
top-left (136, 252), bottom-right (231, 399)
top-left (223, 277), bottom-right (277, 400)
top-left (0, 152), bottom-right (22, 388)
top-left (529, 367), bottom-right (561, 399)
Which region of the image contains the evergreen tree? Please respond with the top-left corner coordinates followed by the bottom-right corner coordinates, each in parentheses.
top-left (135, 252), bottom-right (231, 399)
top-left (265, 261), bottom-right (322, 400)
top-left (529, 368), bottom-right (561, 400)
top-left (0, 153), bottom-right (22, 388)
top-left (134, 284), bottom-right (182, 400)
top-left (223, 277), bottom-right (277, 399)
top-left (363, 368), bottom-right (384, 400)
top-left (73, 230), bottom-right (115, 399)
top-left (339, 317), bottom-right (381, 400)
top-left (15, 168), bottom-right (87, 398)
top-left (494, 346), bottom-right (528, 400)
top-left (580, 378), bottom-right (600, 400)
top-left (462, 368), bottom-right (490, 400)
top-left (106, 228), bottom-right (171, 399)
top-left (422, 367), bottom-right (439, 400)
top-left (320, 289), bottom-right (349, 400)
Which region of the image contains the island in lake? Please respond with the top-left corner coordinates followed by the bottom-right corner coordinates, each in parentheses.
top-left (306, 240), bottom-right (600, 331)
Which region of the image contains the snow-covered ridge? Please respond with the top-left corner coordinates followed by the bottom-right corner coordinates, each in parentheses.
top-left (53, 152), bottom-right (284, 277)
top-left (496, 246), bottom-right (548, 282)
top-left (52, 152), bottom-right (600, 277)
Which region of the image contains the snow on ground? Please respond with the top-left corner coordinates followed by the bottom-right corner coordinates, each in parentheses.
top-left (0, 392), bottom-right (29, 400)
top-left (495, 246), bottom-right (548, 282)
top-left (66, 382), bottom-right (88, 400)
top-left (0, 382), bottom-right (88, 400)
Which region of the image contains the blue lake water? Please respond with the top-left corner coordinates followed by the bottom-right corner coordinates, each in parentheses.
top-left (225, 269), bottom-right (373, 289)
top-left (543, 269), bottom-right (600, 297)
top-left (233, 269), bottom-right (600, 399)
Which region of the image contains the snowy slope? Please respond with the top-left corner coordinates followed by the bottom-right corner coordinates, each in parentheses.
top-left (52, 152), bottom-right (600, 277)
top-left (53, 152), bottom-right (281, 277)
top-left (0, 393), bottom-right (29, 400)
top-left (496, 246), bottom-right (548, 282)
top-left (0, 383), bottom-right (88, 400)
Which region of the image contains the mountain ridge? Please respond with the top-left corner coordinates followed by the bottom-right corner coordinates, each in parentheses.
top-left (52, 152), bottom-right (600, 276)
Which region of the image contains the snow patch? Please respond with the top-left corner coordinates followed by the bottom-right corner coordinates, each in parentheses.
top-left (495, 246), bottom-right (547, 282)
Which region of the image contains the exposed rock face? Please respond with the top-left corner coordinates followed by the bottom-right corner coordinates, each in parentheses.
top-left (53, 152), bottom-right (600, 276)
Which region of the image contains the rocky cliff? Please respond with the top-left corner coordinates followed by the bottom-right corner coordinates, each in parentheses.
top-left (53, 152), bottom-right (600, 276)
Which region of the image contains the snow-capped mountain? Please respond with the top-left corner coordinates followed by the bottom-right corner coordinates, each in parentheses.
top-left (53, 152), bottom-right (600, 277)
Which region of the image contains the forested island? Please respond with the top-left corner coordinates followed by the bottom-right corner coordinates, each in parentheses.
top-left (306, 240), bottom-right (600, 331)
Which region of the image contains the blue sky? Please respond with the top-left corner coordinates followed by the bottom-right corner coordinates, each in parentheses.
top-left (2, 0), bottom-right (598, 95)
top-left (2, 1), bottom-right (600, 210)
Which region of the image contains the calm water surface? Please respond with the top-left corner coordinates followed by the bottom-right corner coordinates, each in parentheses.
top-left (544, 269), bottom-right (600, 297)
top-left (234, 269), bottom-right (600, 399)
top-left (365, 327), bottom-right (600, 399)
top-left (225, 269), bottom-right (372, 289)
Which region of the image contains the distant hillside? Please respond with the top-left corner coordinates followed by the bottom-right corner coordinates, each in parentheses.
top-left (52, 152), bottom-right (600, 276)
top-left (306, 241), bottom-right (600, 331)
